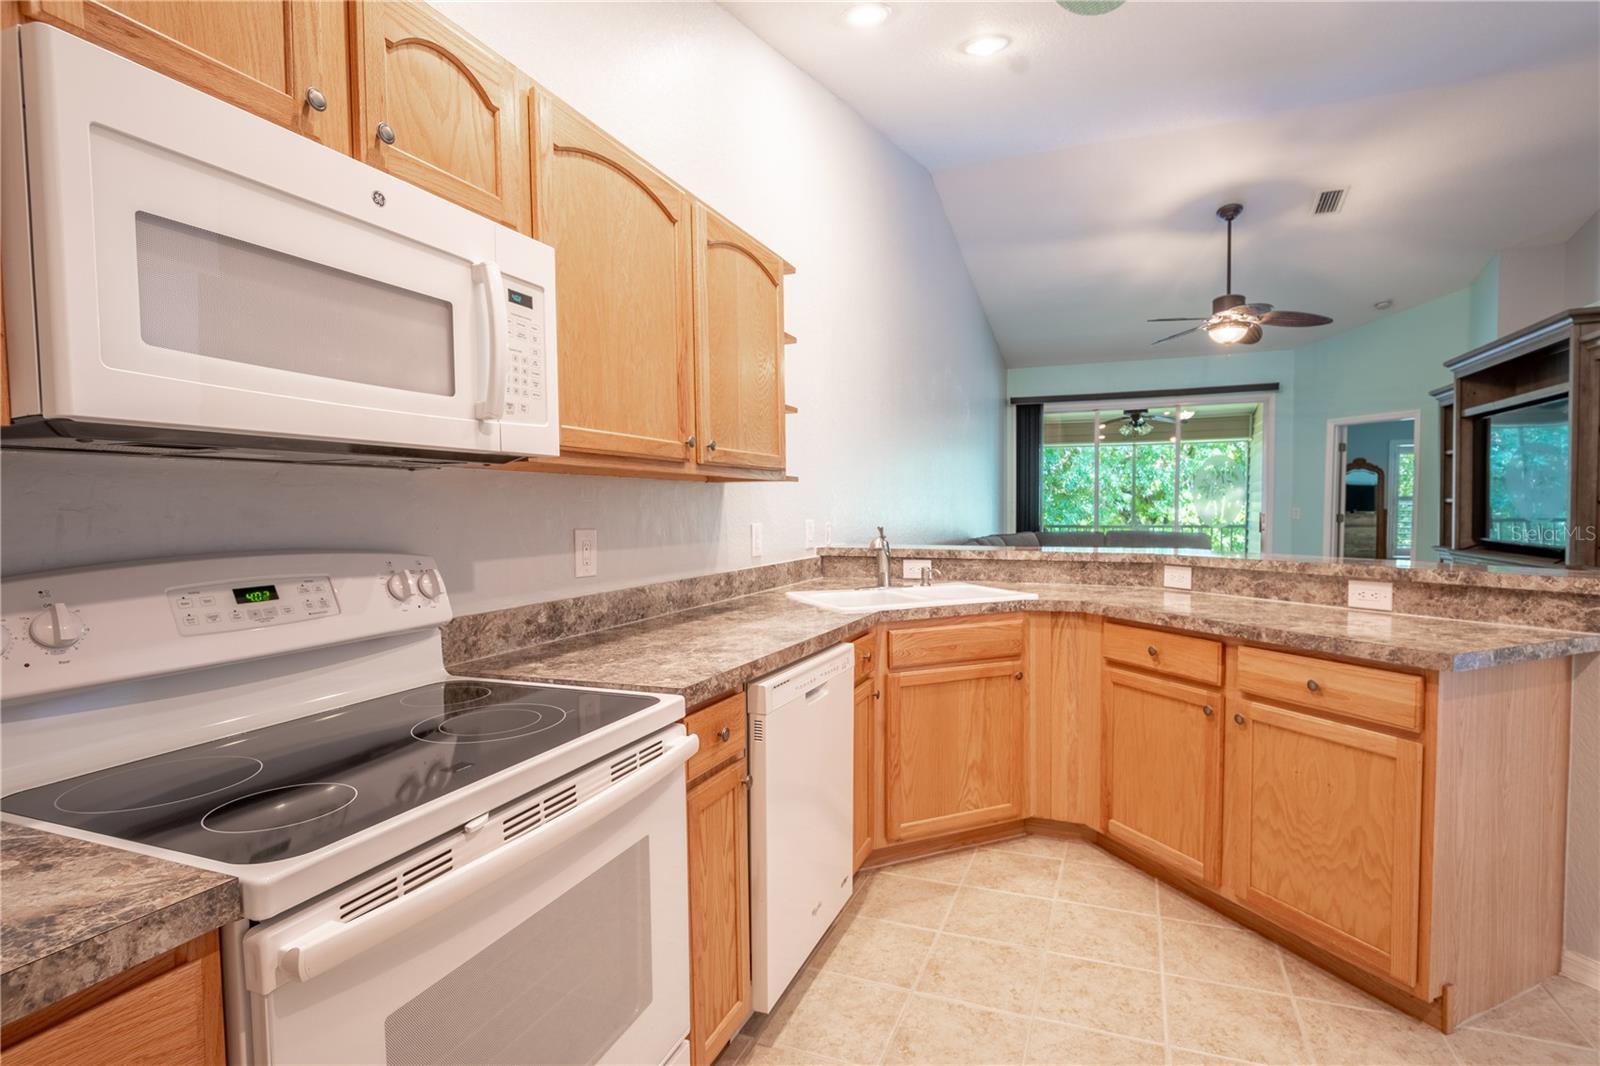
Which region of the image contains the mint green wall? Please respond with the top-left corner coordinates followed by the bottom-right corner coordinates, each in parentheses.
top-left (1469, 256), bottom-right (1499, 348)
top-left (1006, 287), bottom-right (1473, 559)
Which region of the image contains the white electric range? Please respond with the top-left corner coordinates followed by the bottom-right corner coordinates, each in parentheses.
top-left (0, 552), bottom-right (695, 1066)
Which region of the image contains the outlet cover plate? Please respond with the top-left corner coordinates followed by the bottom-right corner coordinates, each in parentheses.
top-left (750, 522), bottom-right (764, 558)
top-left (1347, 579), bottom-right (1393, 612)
top-left (1163, 565), bottom-right (1193, 590)
top-left (574, 529), bottom-right (597, 578)
top-left (901, 558), bottom-right (932, 579)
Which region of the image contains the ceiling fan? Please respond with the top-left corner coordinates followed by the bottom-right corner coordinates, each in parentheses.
top-left (1149, 203), bottom-right (1333, 346)
top-left (1109, 408), bottom-right (1193, 437)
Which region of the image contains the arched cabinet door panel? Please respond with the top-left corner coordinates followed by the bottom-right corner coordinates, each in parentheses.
top-left (353, 2), bottom-right (530, 231)
top-left (534, 89), bottom-right (695, 464)
top-left (19, 0), bottom-right (350, 151)
top-left (693, 206), bottom-right (785, 471)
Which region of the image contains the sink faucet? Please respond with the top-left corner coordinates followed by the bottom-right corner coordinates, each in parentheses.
top-left (919, 565), bottom-right (942, 586)
top-left (869, 526), bottom-right (891, 588)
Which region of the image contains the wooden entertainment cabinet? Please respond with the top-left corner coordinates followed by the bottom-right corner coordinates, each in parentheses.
top-left (1432, 307), bottom-right (1600, 568)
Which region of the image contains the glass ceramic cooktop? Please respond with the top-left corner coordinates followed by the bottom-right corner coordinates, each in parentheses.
top-left (1, 681), bottom-right (657, 865)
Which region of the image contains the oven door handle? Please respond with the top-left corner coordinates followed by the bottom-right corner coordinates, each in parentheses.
top-left (473, 259), bottom-right (509, 422)
top-left (265, 732), bottom-right (698, 993)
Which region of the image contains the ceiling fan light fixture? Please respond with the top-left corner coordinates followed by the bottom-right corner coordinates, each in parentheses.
top-left (961, 34), bottom-right (1011, 57)
top-left (1207, 321), bottom-right (1250, 344)
top-left (844, 3), bottom-right (892, 27)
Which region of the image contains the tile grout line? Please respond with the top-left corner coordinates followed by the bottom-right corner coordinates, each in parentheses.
top-left (1537, 977), bottom-right (1600, 1050)
top-left (1153, 873), bottom-right (1175, 1066)
top-left (870, 847), bottom-right (972, 1065)
top-left (1276, 943), bottom-right (1317, 1065)
top-left (1454, 1022), bottom-right (1600, 1053)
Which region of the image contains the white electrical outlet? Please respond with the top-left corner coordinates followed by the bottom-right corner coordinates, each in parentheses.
top-left (1347, 579), bottom-right (1393, 612)
top-left (1162, 565), bottom-right (1192, 590)
top-left (1290, 506), bottom-right (1303, 521)
top-left (823, 521), bottom-right (833, 547)
top-left (574, 529), bottom-right (598, 578)
top-left (901, 558), bottom-right (932, 579)
top-left (804, 519), bottom-right (816, 549)
top-left (750, 522), bottom-right (764, 558)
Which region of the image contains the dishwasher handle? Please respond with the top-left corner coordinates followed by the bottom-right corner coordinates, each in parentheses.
top-left (255, 732), bottom-right (697, 994)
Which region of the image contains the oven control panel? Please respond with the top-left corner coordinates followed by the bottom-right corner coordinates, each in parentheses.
top-left (1, 552), bottom-right (450, 701)
top-left (167, 575), bottom-right (339, 636)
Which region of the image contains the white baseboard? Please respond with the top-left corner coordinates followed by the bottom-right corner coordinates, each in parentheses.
top-left (1562, 948), bottom-right (1600, 989)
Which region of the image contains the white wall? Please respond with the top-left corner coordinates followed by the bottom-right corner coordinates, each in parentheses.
top-left (0, 2), bottom-right (1004, 614)
top-left (1497, 209), bottom-right (1600, 333)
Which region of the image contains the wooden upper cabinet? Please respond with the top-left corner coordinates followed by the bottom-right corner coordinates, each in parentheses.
top-left (883, 659), bottom-right (1025, 842)
top-left (693, 205), bottom-right (785, 470)
top-left (20, 0), bottom-right (350, 151)
top-left (1223, 698), bottom-right (1423, 986)
top-left (1101, 666), bottom-right (1222, 883)
top-left (352, 2), bottom-right (529, 231)
top-left (534, 90), bottom-right (695, 465)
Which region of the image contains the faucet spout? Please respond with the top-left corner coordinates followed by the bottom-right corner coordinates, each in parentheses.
top-left (869, 526), bottom-right (892, 589)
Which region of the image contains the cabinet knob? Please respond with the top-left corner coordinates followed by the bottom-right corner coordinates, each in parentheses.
top-left (1306, 678), bottom-right (1321, 693)
top-left (1202, 705), bottom-right (1214, 717)
top-left (1013, 671), bottom-right (1024, 681)
top-left (685, 435), bottom-right (696, 448)
top-left (706, 440), bottom-right (718, 452)
top-left (717, 726), bottom-right (731, 742)
top-left (376, 121), bottom-right (396, 145)
top-left (1234, 713), bottom-right (1247, 726)
top-left (305, 86), bottom-right (328, 112)
top-left (1146, 644), bottom-right (1158, 657)
top-left (863, 651), bottom-right (872, 662)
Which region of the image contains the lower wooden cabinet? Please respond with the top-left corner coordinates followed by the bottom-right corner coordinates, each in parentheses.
top-left (0, 932), bottom-right (223, 1066)
top-left (883, 657), bottom-right (1025, 842)
top-left (1223, 697), bottom-right (1423, 986)
top-left (852, 674), bottom-right (874, 870)
top-left (1101, 666), bottom-right (1222, 883)
top-left (685, 722), bottom-right (750, 1066)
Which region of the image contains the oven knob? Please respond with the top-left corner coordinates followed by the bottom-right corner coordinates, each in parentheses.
top-left (28, 603), bottom-right (83, 650)
top-left (416, 568), bottom-right (443, 600)
top-left (385, 570), bottom-right (416, 602)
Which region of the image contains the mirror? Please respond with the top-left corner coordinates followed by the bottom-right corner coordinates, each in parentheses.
top-left (1341, 459), bottom-right (1387, 560)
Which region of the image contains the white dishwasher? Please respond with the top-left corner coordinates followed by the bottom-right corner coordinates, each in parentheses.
top-left (747, 643), bottom-right (856, 1012)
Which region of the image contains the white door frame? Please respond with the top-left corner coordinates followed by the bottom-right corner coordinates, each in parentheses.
top-left (1322, 410), bottom-right (1421, 558)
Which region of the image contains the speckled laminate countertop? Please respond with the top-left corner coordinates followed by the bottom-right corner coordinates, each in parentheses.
top-left (0, 822), bottom-right (241, 1024)
top-left (453, 579), bottom-right (1600, 706)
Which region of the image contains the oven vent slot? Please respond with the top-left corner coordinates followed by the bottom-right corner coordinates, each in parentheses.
top-left (502, 783), bottom-right (580, 842)
top-left (611, 739), bottom-right (665, 781)
top-left (338, 877), bottom-right (400, 921)
top-left (401, 848), bottom-right (453, 893)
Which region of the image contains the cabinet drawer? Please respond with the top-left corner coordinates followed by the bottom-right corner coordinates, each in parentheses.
top-left (1236, 647), bottom-right (1422, 732)
top-left (887, 617), bottom-right (1024, 670)
top-left (1103, 622), bottom-right (1222, 687)
top-left (852, 633), bottom-right (877, 684)
top-left (685, 691), bottom-right (746, 780)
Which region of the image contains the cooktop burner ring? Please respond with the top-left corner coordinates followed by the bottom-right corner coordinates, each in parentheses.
top-left (410, 703), bottom-right (571, 744)
top-left (201, 782), bottom-right (359, 834)
top-left (398, 683), bottom-right (495, 710)
top-left (53, 755), bottom-right (265, 815)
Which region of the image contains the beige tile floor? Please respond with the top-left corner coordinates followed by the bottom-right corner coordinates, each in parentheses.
top-left (717, 836), bottom-right (1600, 1066)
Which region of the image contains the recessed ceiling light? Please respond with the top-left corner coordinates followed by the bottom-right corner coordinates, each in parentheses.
top-left (1374, 299), bottom-right (1394, 310)
top-left (961, 34), bottom-right (1011, 57)
top-left (844, 3), bottom-right (892, 28)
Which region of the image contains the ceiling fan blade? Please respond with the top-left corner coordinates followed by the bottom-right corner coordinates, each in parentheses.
top-left (1260, 310), bottom-right (1332, 327)
top-left (1152, 326), bottom-right (1201, 345)
top-left (1147, 317), bottom-right (1207, 322)
top-left (1240, 303), bottom-right (1274, 317)
top-left (1235, 325), bottom-right (1264, 345)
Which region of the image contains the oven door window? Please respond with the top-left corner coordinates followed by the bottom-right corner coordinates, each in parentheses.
top-left (384, 841), bottom-right (653, 1066)
top-left (135, 212), bottom-right (455, 396)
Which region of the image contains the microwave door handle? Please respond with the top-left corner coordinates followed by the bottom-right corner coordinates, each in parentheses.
top-left (256, 732), bottom-right (698, 995)
top-left (473, 260), bottom-right (508, 422)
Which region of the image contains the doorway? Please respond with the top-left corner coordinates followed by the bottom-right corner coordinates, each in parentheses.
top-left (1325, 413), bottom-right (1419, 560)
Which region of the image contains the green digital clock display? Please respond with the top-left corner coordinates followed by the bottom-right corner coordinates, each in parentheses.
top-left (233, 585), bottom-right (280, 605)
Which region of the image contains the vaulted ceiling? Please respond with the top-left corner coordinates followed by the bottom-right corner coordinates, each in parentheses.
top-left (724, 1), bottom-right (1600, 365)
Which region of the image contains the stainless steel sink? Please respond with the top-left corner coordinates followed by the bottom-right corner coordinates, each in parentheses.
top-left (786, 582), bottom-right (1037, 614)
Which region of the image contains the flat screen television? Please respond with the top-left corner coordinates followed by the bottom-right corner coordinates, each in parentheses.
top-left (1482, 395), bottom-right (1570, 556)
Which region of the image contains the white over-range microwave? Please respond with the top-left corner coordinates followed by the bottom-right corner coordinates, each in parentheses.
top-left (1, 24), bottom-right (559, 466)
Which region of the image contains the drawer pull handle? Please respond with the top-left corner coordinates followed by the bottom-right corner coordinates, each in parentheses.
top-left (1234, 713), bottom-right (1246, 726)
top-left (305, 86), bottom-right (328, 112)
top-left (863, 651), bottom-right (872, 662)
top-left (1306, 679), bottom-right (1321, 693)
top-left (717, 726), bottom-right (732, 742)
top-left (376, 121), bottom-right (396, 145)
top-left (707, 440), bottom-right (718, 452)
top-left (1014, 671), bottom-right (1024, 681)
top-left (1146, 644), bottom-right (1158, 657)
top-left (685, 435), bottom-right (696, 448)
top-left (1202, 705), bottom-right (1214, 717)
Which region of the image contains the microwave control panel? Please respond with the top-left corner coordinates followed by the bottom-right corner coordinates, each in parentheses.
top-left (503, 286), bottom-right (546, 422)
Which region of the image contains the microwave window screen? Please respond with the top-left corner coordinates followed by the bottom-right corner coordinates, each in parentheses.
top-left (1485, 396), bottom-right (1569, 549)
top-left (134, 212), bottom-right (455, 396)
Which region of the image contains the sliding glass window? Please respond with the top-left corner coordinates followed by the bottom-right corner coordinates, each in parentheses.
top-left (1040, 402), bottom-right (1262, 554)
